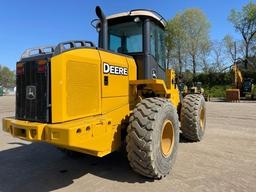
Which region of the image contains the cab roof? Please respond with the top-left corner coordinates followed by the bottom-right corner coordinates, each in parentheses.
top-left (107, 9), bottom-right (167, 28)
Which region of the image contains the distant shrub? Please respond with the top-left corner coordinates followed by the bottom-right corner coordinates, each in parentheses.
top-left (194, 72), bottom-right (233, 86)
top-left (204, 85), bottom-right (232, 97)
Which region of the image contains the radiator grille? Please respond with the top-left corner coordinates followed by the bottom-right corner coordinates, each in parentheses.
top-left (16, 55), bottom-right (51, 123)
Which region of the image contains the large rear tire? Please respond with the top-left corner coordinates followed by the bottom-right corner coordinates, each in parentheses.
top-left (126, 97), bottom-right (179, 179)
top-left (181, 94), bottom-right (206, 141)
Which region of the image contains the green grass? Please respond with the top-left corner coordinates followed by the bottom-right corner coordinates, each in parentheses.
top-left (204, 85), bottom-right (232, 97)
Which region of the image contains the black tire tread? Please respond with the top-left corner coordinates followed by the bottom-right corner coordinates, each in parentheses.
top-left (180, 94), bottom-right (205, 141)
top-left (126, 97), bottom-right (178, 178)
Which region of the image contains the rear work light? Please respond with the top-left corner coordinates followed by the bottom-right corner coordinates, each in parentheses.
top-left (37, 60), bottom-right (47, 73)
top-left (16, 62), bottom-right (24, 75)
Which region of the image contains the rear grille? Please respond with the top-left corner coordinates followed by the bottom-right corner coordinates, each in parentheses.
top-left (15, 40), bottom-right (93, 123)
top-left (16, 55), bottom-right (51, 123)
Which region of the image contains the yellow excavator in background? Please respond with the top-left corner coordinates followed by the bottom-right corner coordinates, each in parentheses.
top-left (232, 63), bottom-right (243, 89)
top-left (226, 60), bottom-right (255, 101)
top-left (226, 63), bottom-right (243, 102)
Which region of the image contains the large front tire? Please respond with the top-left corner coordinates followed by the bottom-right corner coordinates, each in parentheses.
top-left (126, 98), bottom-right (179, 179)
top-left (181, 94), bottom-right (206, 141)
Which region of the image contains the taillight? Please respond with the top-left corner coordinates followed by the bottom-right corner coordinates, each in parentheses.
top-left (16, 63), bottom-right (24, 75)
top-left (37, 60), bottom-right (47, 73)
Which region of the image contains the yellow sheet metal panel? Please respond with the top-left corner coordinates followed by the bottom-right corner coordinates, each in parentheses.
top-left (101, 96), bottom-right (129, 115)
top-left (166, 69), bottom-right (180, 108)
top-left (126, 57), bottom-right (137, 81)
top-left (99, 51), bottom-right (129, 97)
top-left (51, 54), bottom-right (66, 123)
top-left (66, 60), bottom-right (100, 117)
top-left (126, 58), bottom-right (138, 109)
top-left (51, 48), bottom-right (101, 123)
top-left (169, 89), bottom-right (180, 108)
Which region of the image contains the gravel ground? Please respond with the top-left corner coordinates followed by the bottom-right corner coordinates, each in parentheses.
top-left (0, 96), bottom-right (255, 192)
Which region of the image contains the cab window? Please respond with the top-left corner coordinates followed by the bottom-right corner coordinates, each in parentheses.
top-left (109, 22), bottom-right (143, 54)
top-left (150, 22), bottom-right (166, 69)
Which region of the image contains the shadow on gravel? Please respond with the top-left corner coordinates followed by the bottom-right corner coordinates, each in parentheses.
top-left (8, 142), bottom-right (28, 146)
top-left (0, 143), bottom-right (152, 192)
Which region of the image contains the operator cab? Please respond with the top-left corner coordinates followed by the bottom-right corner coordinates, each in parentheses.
top-left (242, 78), bottom-right (253, 93)
top-left (95, 6), bottom-right (167, 80)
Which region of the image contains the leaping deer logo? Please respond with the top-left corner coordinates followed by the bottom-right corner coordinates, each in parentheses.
top-left (26, 86), bottom-right (36, 100)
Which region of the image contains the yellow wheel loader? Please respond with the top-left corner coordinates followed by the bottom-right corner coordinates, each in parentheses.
top-left (2, 6), bottom-right (206, 179)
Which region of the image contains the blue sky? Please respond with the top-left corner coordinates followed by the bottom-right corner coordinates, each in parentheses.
top-left (0, 0), bottom-right (251, 70)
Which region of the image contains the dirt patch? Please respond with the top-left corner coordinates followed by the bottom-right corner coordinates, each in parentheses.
top-left (0, 97), bottom-right (255, 192)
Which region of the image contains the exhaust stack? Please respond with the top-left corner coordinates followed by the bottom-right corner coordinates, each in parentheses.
top-left (96, 6), bottom-right (108, 49)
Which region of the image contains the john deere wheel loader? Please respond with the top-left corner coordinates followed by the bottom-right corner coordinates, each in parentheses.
top-left (2, 6), bottom-right (206, 179)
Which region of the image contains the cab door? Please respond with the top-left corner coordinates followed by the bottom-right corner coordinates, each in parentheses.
top-left (148, 21), bottom-right (166, 80)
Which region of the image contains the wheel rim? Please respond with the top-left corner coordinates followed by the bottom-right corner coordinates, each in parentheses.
top-left (200, 107), bottom-right (205, 130)
top-left (161, 120), bottom-right (174, 157)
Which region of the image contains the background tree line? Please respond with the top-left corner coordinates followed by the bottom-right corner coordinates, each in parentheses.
top-left (0, 1), bottom-right (255, 92)
top-left (165, 1), bottom-right (256, 87)
top-left (0, 65), bottom-right (15, 88)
